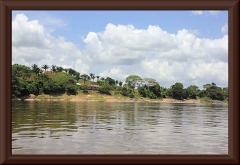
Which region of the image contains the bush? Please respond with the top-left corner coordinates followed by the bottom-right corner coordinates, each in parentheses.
top-left (128, 92), bottom-right (134, 98)
top-left (79, 85), bottom-right (87, 90)
top-left (66, 85), bottom-right (77, 95)
top-left (200, 97), bottom-right (213, 103)
top-left (27, 83), bottom-right (38, 95)
top-left (120, 87), bottom-right (128, 96)
top-left (148, 92), bottom-right (157, 99)
top-left (97, 85), bottom-right (112, 95)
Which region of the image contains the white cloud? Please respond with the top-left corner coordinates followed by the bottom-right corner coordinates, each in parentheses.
top-left (99, 67), bottom-right (128, 81)
top-left (75, 59), bottom-right (89, 74)
top-left (12, 13), bottom-right (87, 73)
top-left (12, 13), bottom-right (228, 88)
top-left (37, 16), bottom-right (68, 33)
top-left (82, 24), bottom-right (178, 65)
top-left (81, 23), bottom-right (228, 88)
top-left (188, 29), bottom-right (199, 35)
top-left (221, 23), bottom-right (228, 33)
top-left (208, 11), bottom-right (220, 15)
top-left (191, 11), bottom-right (204, 15)
top-left (191, 10), bottom-right (220, 15)
top-left (139, 59), bottom-right (227, 88)
top-left (12, 14), bottom-right (52, 48)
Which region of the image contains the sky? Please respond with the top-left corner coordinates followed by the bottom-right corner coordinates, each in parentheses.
top-left (12, 10), bottom-right (228, 89)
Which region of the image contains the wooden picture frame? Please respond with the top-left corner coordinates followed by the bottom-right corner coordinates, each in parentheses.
top-left (0, 0), bottom-right (239, 164)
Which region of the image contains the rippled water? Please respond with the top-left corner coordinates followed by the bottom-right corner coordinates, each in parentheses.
top-left (12, 101), bottom-right (228, 154)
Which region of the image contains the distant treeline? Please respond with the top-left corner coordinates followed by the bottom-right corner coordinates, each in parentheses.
top-left (12, 64), bottom-right (228, 102)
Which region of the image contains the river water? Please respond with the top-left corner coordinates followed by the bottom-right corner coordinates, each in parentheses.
top-left (12, 100), bottom-right (228, 154)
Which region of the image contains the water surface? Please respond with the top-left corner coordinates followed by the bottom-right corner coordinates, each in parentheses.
top-left (12, 101), bottom-right (228, 154)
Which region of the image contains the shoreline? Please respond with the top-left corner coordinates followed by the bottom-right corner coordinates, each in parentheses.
top-left (12, 95), bottom-right (228, 104)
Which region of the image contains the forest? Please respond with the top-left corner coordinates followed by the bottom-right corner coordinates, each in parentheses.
top-left (12, 64), bottom-right (228, 102)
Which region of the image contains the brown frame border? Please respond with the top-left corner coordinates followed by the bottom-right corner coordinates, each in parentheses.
top-left (0, 0), bottom-right (239, 164)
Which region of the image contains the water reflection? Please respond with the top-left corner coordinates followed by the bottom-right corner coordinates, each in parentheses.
top-left (12, 101), bottom-right (228, 154)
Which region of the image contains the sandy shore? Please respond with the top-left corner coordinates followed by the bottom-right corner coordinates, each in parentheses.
top-left (13, 97), bottom-right (211, 104)
top-left (13, 94), bottom-right (227, 104)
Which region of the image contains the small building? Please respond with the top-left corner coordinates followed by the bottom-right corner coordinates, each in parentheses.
top-left (76, 83), bottom-right (81, 89)
top-left (87, 84), bottom-right (100, 90)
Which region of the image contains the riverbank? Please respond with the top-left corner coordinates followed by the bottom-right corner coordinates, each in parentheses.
top-left (13, 92), bottom-right (227, 104)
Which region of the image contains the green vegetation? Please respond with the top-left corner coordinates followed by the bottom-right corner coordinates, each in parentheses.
top-left (200, 97), bottom-right (214, 103)
top-left (12, 64), bottom-right (228, 103)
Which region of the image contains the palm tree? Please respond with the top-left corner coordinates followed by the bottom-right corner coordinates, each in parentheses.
top-left (72, 70), bottom-right (77, 77)
top-left (81, 74), bottom-right (90, 84)
top-left (115, 80), bottom-right (119, 86)
top-left (119, 81), bottom-right (123, 87)
top-left (90, 73), bottom-right (95, 82)
top-left (211, 82), bottom-right (216, 86)
top-left (96, 75), bottom-right (100, 81)
top-left (68, 68), bottom-right (75, 76)
top-left (32, 64), bottom-right (38, 71)
top-left (41, 64), bottom-right (49, 72)
top-left (51, 65), bottom-right (57, 73)
top-left (32, 64), bottom-right (41, 76)
top-left (100, 77), bottom-right (105, 81)
top-left (56, 66), bottom-right (63, 72)
top-left (63, 68), bottom-right (69, 73)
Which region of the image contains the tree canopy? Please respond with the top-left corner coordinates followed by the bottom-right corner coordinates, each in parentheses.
top-left (11, 63), bottom-right (228, 102)
top-left (125, 75), bottom-right (142, 89)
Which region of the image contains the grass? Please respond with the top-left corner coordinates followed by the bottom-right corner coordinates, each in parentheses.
top-left (36, 93), bottom-right (75, 100)
top-left (35, 90), bottom-right (226, 104)
top-left (223, 98), bottom-right (228, 103)
top-left (200, 97), bottom-right (214, 103)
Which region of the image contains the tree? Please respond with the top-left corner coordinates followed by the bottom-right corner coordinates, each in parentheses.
top-left (12, 64), bottom-right (32, 98)
top-left (31, 64), bottom-right (38, 71)
top-left (97, 85), bottom-right (112, 95)
top-left (41, 65), bottom-right (49, 72)
top-left (51, 65), bottom-right (57, 73)
top-left (63, 68), bottom-right (69, 73)
top-left (27, 80), bottom-right (44, 95)
top-left (211, 82), bottom-right (216, 87)
top-left (115, 80), bottom-right (119, 86)
top-left (200, 82), bottom-right (225, 100)
top-left (12, 64), bottom-right (32, 78)
top-left (119, 81), bottom-right (123, 87)
top-left (186, 85), bottom-right (199, 99)
top-left (125, 75), bottom-right (142, 89)
top-left (149, 83), bottom-right (161, 98)
top-left (203, 83), bottom-right (211, 90)
top-left (105, 77), bottom-right (115, 86)
top-left (81, 74), bottom-right (90, 84)
top-left (100, 77), bottom-right (105, 81)
top-left (96, 75), bottom-right (100, 81)
top-left (142, 78), bottom-right (158, 90)
top-left (68, 68), bottom-right (75, 76)
top-left (170, 82), bottom-right (184, 99)
top-left (120, 86), bottom-right (134, 97)
top-left (90, 73), bottom-right (95, 82)
top-left (51, 72), bottom-right (77, 95)
top-left (31, 64), bottom-right (41, 76)
top-left (56, 66), bottom-right (63, 72)
top-left (75, 72), bottom-right (80, 82)
top-left (12, 76), bottom-right (22, 98)
top-left (92, 75), bottom-right (95, 82)
top-left (160, 86), bottom-right (167, 98)
top-left (222, 87), bottom-right (228, 100)
top-left (207, 85), bottom-right (224, 100)
top-left (138, 83), bottom-right (161, 99)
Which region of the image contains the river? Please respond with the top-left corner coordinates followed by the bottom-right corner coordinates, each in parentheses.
top-left (12, 100), bottom-right (228, 154)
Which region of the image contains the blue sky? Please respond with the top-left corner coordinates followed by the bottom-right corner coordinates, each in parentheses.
top-left (12, 10), bottom-right (228, 88)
